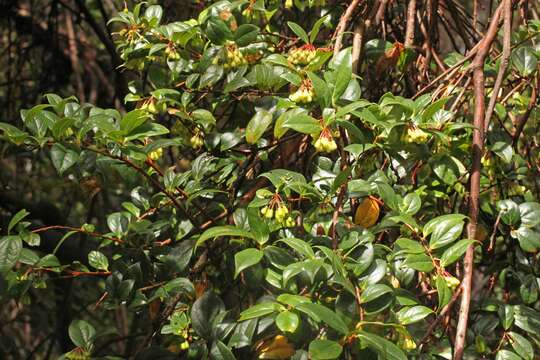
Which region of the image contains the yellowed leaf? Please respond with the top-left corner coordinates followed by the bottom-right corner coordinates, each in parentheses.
top-left (354, 196), bottom-right (380, 228)
top-left (257, 335), bottom-right (296, 359)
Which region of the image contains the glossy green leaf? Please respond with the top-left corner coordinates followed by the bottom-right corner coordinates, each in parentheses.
top-left (239, 302), bottom-right (280, 321)
top-left (308, 339), bottom-right (343, 360)
top-left (283, 114), bottom-right (321, 135)
top-left (0, 236), bottom-right (23, 273)
top-left (296, 302), bottom-right (349, 335)
top-left (88, 250), bottom-right (109, 271)
top-left (508, 332), bottom-right (533, 360)
top-left (68, 320), bottom-right (96, 351)
top-left (357, 331), bottom-right (407, 360)
top-left (496, 350), bottom-right (522, 360)
top-left (246, 109), bottom-right (272, 144)
top-left (196, 226), bottom-right (255, 247)
top-left (8, 209), bottom-right (29, 234)
top-left (235, 24), bottom-right (259, 47)
top-left (287, 21), bottom-right (309, 44)
top-left (396, 305), bottom-right (433, 325)
top-left (275, 310), bottom-right (299, 333)
top-left (279, 237), bottom-right (315, 259)
top-left (424, 214), bottom-right (466, 250)
top-left (439, 239), bottom-right (475, 267)
top-left (50, 143), bottom-right (79, 175)
top-left (360, 284), bottom-right (393, 304)
top-left (511, 47), bottom-right (538, 77)
top-left (234, 248), bottom-right (264, 278)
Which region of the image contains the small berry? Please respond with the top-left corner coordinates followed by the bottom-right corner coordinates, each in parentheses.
top-left (148, 148), bottom-right (163, 161)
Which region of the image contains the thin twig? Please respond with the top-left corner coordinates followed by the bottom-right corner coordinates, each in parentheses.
top-left (454, 4), bottom-right (504, 360)
top-left (404, 0), bottom-right (417, 48)
top-left (513, 74), bottom-right (539, 146)
top-left (333, 0), bottom-right (363, 57)
top-left (484, 0), bottom-right (512, 132)
top-left (419, 287), bottom-right (462, 347)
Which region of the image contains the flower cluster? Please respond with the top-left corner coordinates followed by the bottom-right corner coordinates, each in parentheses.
top-left (260, 195), bottom-right (295, 227)
top-left (313, 127), bottom-right (337, 153)
top-left (287, 45), bottom-right (317, 66)
top-left (289, 80), bottom-right (314, 103)
top-left (402, 125), bottom-right (430, 144)
top-left (213, 41), bottom-right (247, 69)
top-left (164, 43), bottom-right (180, 60)
top-left (189, 131), bottom-right (204, 149)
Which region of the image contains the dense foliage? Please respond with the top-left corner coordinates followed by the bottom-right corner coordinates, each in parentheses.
top-left (1, 0), bottom-right (540, 359)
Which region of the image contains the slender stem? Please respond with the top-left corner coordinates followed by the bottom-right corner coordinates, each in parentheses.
top-left (454, 4), bottom-right (504, 359)
top-left (404, 0), bottom-right (417, 48)
top-left (484, 0), bottom-right (512, 132)
top-left (333, 0), bottom-right (363, 57)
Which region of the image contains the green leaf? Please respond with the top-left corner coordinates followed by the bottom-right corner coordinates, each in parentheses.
top-left (309, 16), bottom-right (329, 44)
top-left (307, 71), bottom-right (331, 109)
top-left (88, 250), bottom-right (109, 271)
top-left (279, 237), bottom-right (315, 259)
top-left (496, 350), bottom-right (522, 360)
top-left (440, 239), bottom-right (475, 267)
top-left (274, 108), bottom-right (306, 139)
top-left (276, 310), bottom-right (300, 333)
top-left (498, 200), bottom-right (520, 225)
top-left (399, 193), bottom-right (421, 216)
top-left (120, 109), bottom-right (148, 134)
top-left (206, 18), bottom-right (233, 45)
top-left (519, 202), bottom-right (540, 227)
top-left (192, 109), bottom-right (216, 131)
top-left (211, 340), bottom-right (237, 360)
top-left (360, 284), bottom-right (393, 303)
top-left (508, 332), bottom-right (534, 360)
top-left (357, 331), bottom-right (407, 360)
top-left (422, 97), bottom-right (449, 122)
top-left (196, 226), bottom-right (255, 247)
top-left (296, 303), bottom-right (349, 335)
top-left (50, 143), bottom-right (79, 175)
top-left (260, 169), bottom-right (306, 188)
top-left (432, 155), bottom-right (462, 185)
top-left (199, 64), bottom-right (224, 89)
top-left (246, 109), bottom-right (272, 144)
top-left (436, 275), bottom-right (452, 310)
top-left (402, 253), bottom-right (434, 272)
top-left (395, 238), bottom-right (424, 254)
top-left (283, 113), bottom-right (321, 135)
top-left (235, 24), bottom-right (259, 47)
top-left (107, 212), bottom-right (129, 236)
top-left (0, 236), bottom-right (23, 273)
top-left (491, 141), bottom-right (513, 164)
top-left (144, 5), bottom-right (163, 23)
top-left (309, 339), bottom-right (343, 360)
top-left (8, 209), bottom-right (29, 234)
top-left (515, 227), bottom-right (540, 252)
top-left (511, 47), bottom-right (538, 77)
top-left (277, 293), bottom-right (311, 307)
top-left (68, 320), bottom-right (96, 351)
top-left (191, 291), bottom-right (225, 339)
top-left (513, 305), bottom-right (540, 334)
top-left (332, 51), bottom-right (352, 104)
top-left (424, 214), bottom-right (466, 250)
top-left (498, 305), bottom-right (514, 330)
top-left (247, 207), bottom-right (270, 245)
top-left (396, 305), bottom-right (433, 325)
top-left (287, 21), bottom-right (309, 44)
top-left (519, 274), bottom-right (538, 304)
top-left (239, 302), bottom-right (280, 321)
top-left (0, 122), bottom-right (29, 145)
top-left (234, 248), bottom-right (263, 278)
